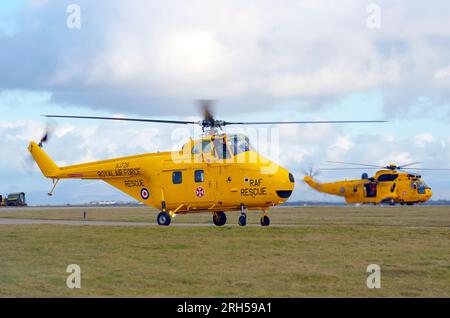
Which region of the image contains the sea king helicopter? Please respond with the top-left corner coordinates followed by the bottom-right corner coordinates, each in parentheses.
top-left (28, 103), bottom-right (384, 226)
top-left (304, 161), bottom-right (449, 205)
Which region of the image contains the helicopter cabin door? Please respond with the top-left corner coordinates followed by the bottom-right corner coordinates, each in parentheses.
top-left (186, 139), bottom-right (218, 209)
top-left (161, 169), bottom-right (188, 207)
top-left (186, 168), bottom-right (215, 208)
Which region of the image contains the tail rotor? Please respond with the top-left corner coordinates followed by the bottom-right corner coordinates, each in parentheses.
top-left (301, 165), bottom-right (320, 182)
top-left (23, 121), bottom-right (56, 173)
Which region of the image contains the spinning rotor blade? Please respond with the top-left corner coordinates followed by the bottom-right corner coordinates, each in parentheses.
top-left (398, 168), bottom-right (450, 171)
top-left (38, 120), bottom-right (56, 148)
top-left (325, 161), bottom-right (383, 168)
top-left (224, 120), bottom-right (386, 125)
top-left (23, 121), bottom-right (56, 173)
top-left (301, 165), bottom-right (320, 177)
top-left (45, 115), bottom-right (197, 125)
top-left (319, 168), bottom-right (379, 170)
top-left (46, 100), bottom-right (386, 132)
top-left (197, 99), bottom-right (215, 122)
top-left (397, 162), bottom-right (421, 169)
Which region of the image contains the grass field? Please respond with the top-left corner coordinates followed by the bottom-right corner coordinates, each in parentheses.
top-left (0, 206), bottom-right (449, 297)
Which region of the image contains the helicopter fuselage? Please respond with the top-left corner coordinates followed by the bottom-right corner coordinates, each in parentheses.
top-left (304, 170), bottom-right (432, 205)
top-left (28, 133), bottom-right (295, 214)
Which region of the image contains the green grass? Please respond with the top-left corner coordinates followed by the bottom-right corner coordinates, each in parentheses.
top-left (1, 205), bottom-right (449, 227)
top-left (0, 206), bottom-right (449, 297)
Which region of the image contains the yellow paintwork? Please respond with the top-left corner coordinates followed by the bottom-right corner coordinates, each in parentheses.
top-left (28, 134), bottom-right (295, 214)
top-left (304, 169), bottom-right (432, 205)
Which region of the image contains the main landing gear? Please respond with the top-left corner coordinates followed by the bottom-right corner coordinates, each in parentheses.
top-left (238, 204), bottom-right (247, 226)
top-left (157, 209), bottom-right (271, 227)
top-left (237, 205), bottom-right (270, 227)
top-left (157, 211), bottom-right (171, 226)
top-left (213, 211), bottom-right (227, 226)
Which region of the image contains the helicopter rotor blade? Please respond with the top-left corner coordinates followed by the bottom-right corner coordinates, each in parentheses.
top-left (325, 161), bottom-right (383, 168)
top-left (224, 120), bottom-right (386, 125)
top-left (23, 121), bottom-right (56, 173)
top-left (301, 165), bottom-right (320, 177)
top-left (397, 162), bottom-right (422, 169)
top-left (197, 99), bottom-right (215, 122)
top-left (398, 168), bottom-right (450, 171)
top-left (46, 98), bottom-right (386, 132)
top-left (319, 168), bottom-right (379, 170)
top-left (44, 115), bottom-right (197, 125)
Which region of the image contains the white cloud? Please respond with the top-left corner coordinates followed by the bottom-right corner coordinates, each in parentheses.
top-left (434, 66), bottom-right (450, 79)
top-left (2, 1), bottom-right (450, 115)
top-left (326, 135), bottom-right (354, 160)
top-left (415, 132), bottom-right (434, 148)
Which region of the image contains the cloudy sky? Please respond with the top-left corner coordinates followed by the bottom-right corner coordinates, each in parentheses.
top-left (1, 0), bottom-right (450, 205)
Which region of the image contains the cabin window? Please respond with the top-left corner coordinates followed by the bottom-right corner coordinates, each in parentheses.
top-left (195, 170), bottom-right (204, 183)
top-left (172, 171), bottom-right (182, 184)
top-left (377, 174), bottom-right (398, 182)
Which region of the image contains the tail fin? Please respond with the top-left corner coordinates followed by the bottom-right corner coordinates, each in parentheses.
top-left (28, 141), bottom-right (60, 178)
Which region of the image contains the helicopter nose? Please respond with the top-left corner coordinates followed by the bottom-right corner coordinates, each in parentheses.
top-left (276, 190), bottom-right (292, 198)
top-left (275, 171), bottom-right (295, 199)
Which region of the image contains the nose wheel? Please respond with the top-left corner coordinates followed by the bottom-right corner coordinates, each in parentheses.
top-left (238, 204), bottom-right (247, 226)
top-left (238, 214), bottom-right (247, 226)
top-left (213, 211), bottom-right (227, 226)
top-left (260, 213), bottom-right (270, 226)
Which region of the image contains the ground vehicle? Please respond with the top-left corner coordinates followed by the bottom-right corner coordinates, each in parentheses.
top-left (0, 192), bottom-right (27, 206)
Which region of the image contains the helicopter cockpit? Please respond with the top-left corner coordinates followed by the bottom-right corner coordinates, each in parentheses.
top-left (190, 134), bottom-right (254, 161)
top-left (413, 180), bottom-right (430, 194)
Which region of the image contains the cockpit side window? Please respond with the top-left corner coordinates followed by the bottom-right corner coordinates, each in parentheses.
top-left (192, 141), bottom-right (214, 155)
top-left (377, 174), bottom-right (398, 182)
top-left (202, 141), bottom-right (213, 154)
top-left (230, 135), bottom-right (252, 156)
top-left (416, 181), bottom-right (428, 194)
top-left (192, 141), bottom-right (202, 155)
top-left (214, 138), bottom-right (231, 160)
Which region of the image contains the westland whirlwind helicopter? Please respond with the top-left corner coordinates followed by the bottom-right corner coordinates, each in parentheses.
top-left (28, 102), bottom-right (385, 226)
top-left (303, 161), bottom-right (449, 205)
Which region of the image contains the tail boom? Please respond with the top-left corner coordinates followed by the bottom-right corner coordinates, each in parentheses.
top-left (28, 141), bottom-right (150, 180)
top-left (303, 176), bottom-right (347, 197)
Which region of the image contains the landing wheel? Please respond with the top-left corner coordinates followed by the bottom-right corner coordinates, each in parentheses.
top-left (260, 215), bottom-right (270, 227)
top-left (389, 199), bottom-right (395, 206)
top-left (213, 212), bottom-right (227, 226)
top-left (157, 211), bottom-right (171, 226)
top-left (238, 213), bottom-right (247, 226)
top-left (406, 202), bottom-right (414, 206)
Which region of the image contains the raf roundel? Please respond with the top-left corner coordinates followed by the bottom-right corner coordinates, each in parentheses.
top-left (140, 188), bottom-right (150, 200)
top-left (196, 186), bottom-right (205, 198)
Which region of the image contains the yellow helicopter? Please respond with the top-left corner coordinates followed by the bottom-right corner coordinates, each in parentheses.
top-left (303, 161), bottom-right (449, 205)
top-left (28, 104), bottom-right (384, 226)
